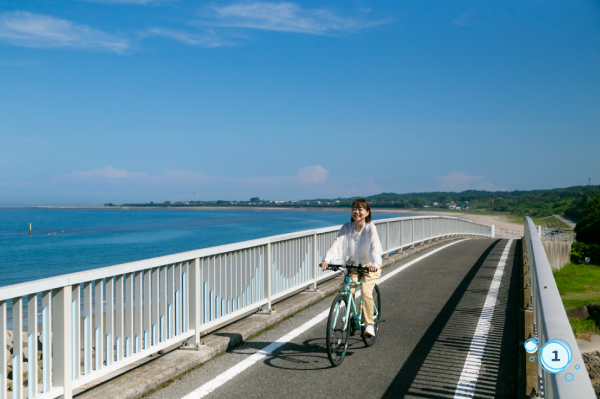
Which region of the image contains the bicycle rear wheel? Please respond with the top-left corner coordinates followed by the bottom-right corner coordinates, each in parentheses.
top-left (326, 294), bottom-right (350, 367)
top-left (362, 284), bottom-right (381, 347)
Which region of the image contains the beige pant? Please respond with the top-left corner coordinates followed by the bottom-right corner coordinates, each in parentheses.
top-left (350, 268), bottom-right (381, 326)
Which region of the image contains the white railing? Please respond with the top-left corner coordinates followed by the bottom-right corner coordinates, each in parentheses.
top-left (495, 226), bottom-right (524, 239)
top-left (524, 217), bottom-right (595, 398)
top-left (540, 227), bottom-right (576, 243)
top-left (0, 215), bottom-right (492, 399)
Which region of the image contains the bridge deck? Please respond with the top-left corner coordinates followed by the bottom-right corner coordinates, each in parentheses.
top-left (146, 239), bottom-right (520, 399)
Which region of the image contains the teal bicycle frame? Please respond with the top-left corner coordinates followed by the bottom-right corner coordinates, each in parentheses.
top-left (333, 270), bottom-right (378, 335)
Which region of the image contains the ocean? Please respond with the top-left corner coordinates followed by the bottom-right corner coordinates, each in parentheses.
top-left (0, 208), bottom-right (406, 287)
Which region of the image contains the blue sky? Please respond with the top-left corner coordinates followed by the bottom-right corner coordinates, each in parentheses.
top-left (1, 0), bottom-right (599, 205)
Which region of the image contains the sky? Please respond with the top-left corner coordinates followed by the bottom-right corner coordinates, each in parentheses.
top-left (1, 0), bottom-right (599, 205)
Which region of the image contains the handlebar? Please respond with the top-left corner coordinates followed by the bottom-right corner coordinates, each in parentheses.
top-left (325, 263), bottom-right (373, 273)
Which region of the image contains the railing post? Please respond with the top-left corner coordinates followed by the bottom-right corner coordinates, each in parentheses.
top-left (429, 217), bottom-right (432, 242)
top-left (105, 278), bottom-right (114, 366)
top-left (411, 218), bottom-right (415, 248)
top-left (310, 234), bottom-right (318, 291)
top-left (0, 300), bottom-right (6, 399)
top-left (83, 282), bottom-right (92, 376)
top-left (13, 296), bottom-right (23, 399)
top-left (134, 271), bottom-right (142, 353)
top-left (399, 220), bottom-right (403, 253)
top-left (187, 258), bottom-right (201, 347)
top-left (53, 286), bottom-right (73, 399)
top-left (115, 275), bottom-right (124, 361)
top-left (261, 242), bottom-right (272, 313)
top-left (491, 225), bottom-right (495, 238)
top-left (71, 284), bottom-right (80, 381)
top-left (385, 222), bottom-right (390, 258)
top-left (143, 270), bottom-right (151, 350)
top-left (28, 293), bottom-right (39, 398)
top-left (94, 280), bottom-right (103, 372)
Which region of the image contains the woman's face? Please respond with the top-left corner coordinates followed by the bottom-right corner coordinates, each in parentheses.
top-left (352, 205), bottom-right (369, 223)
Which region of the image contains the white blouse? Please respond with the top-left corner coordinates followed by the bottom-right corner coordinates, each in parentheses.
top-left (324, 222), bottom-right (383, 268)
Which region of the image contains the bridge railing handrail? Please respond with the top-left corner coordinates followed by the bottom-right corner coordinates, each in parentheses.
top-left (0, 215), bottom-right (493, 399)
top-left (524, 216), bottom-right (595, 398)
top-left (0, 215), bottom-right (485, 301)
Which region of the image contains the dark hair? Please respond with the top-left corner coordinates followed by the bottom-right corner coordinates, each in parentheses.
top-left (351, 199), bottom-right (372, 223)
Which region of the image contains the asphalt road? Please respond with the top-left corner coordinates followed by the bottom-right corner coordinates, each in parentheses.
top-left (146, 238), bottom-right (520, 399)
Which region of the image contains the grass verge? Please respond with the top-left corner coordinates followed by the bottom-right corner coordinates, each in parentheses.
top-left (554, 262), bottom-right (600, 336)
top-left (504, 214), bottom-right (570, 229)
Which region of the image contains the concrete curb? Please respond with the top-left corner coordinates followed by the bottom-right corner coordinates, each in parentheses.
top-left (75, 236), bottom-right (477, 399)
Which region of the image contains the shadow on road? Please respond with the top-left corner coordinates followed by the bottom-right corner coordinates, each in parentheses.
top-left (381, 239), bottom-right (503, 398)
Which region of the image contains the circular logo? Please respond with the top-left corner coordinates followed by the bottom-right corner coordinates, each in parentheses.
top-left (565, 373), bottom-right (574, 382)
top-left (524, 338), bottom-right (538, 353)
top-left (538, 339), bottom-right (572, 373)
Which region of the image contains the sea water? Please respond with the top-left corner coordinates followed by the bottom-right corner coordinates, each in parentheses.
top-left (0, 208), bottom-right (406, 287)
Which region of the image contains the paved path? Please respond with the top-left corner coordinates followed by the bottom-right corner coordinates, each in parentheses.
top-left (146, 239), bottom-right (519, 399)
top-left (553, 214), bottom-right (576, 229)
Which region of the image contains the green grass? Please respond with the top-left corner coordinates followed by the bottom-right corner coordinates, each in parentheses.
top-left (504, 214), bottom-right (570, 229)
top-left (554, 263), bottom-right (600, 336)
top-left (569, 318), bottom-right (600, 336)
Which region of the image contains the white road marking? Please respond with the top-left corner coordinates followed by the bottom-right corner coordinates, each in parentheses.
top-left (182, 239), bottom-right (470, 399)
top-left (453, 239), bottom-right (513, 398)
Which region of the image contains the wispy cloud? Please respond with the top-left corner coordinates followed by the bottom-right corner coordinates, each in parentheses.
top-left (436, 172), bottom-right (497, 192)
top-left (0, 11), bottom-right (130, 53)
top-left (201, 1), bottom-right (389, 35)
top-left (297, 165), bottom-right (328, 183)
top-left (452, 11), bottom-right (480, 27)
top-left (63, 166), bottom-right (146, 180)
top-left (147, 28), bottom-right (234, 47)
top-left (56, 165), bottom-right (330, 191)
top-left (2, 165), bottom-right (385, 204)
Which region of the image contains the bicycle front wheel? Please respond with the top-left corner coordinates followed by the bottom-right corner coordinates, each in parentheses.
top-left (326, 294), bottom-right (351, 367)
top-left (362, 284), bottom-right (381, 347)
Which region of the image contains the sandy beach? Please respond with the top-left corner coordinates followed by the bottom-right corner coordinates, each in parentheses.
top-left (385, 209), bottom-right (524, 233)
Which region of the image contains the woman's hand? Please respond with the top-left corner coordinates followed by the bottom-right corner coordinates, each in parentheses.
top-left (321, 261), bottom-right (329, 271)
top-left (368, 265), bottom-right (377, 272)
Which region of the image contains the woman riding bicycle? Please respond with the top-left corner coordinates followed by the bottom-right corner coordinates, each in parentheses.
top-left (321, 198), bottom-right (383, 338)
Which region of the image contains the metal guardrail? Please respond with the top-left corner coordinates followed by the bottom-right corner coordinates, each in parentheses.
top-left (540, 227), bottom-right (576, 243)
top-left (0, 215), bottom-right (492, 399)
top-left (524, 216), bottom-right (595, 398)
top-left (495, 226), bottom-right (525, 239)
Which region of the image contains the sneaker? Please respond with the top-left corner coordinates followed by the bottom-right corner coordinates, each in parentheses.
top-left (364, 324), bottom-right (375, 338)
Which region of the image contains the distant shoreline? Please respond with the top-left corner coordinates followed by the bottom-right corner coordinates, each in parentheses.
top-left (0, 206), bottom-right (521, 227)
top-left (0, 206), bottom-right (413, 214)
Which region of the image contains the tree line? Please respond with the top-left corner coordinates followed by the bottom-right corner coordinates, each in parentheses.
top-left (110, 184), bottom-right (600, 219)
top-left (572, 193), bottom-right (600, 265)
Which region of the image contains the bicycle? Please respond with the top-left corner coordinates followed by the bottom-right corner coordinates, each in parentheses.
top-left (324, 262), bottom-right (382, 367)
